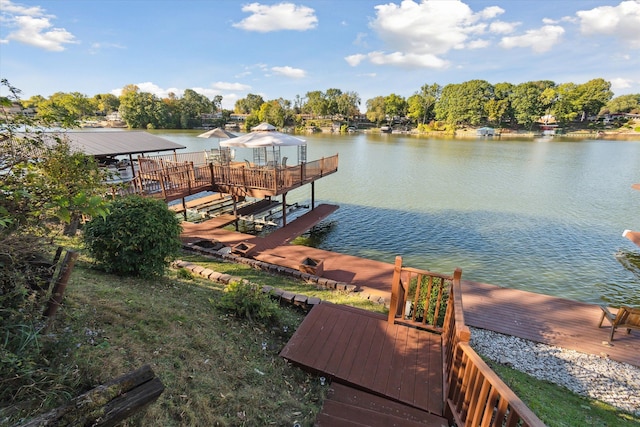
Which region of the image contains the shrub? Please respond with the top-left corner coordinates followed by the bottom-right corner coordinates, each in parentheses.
top-left (215, 281), bottom-right (281, 325)
top-left (83, 195), bottom-right (181, 277)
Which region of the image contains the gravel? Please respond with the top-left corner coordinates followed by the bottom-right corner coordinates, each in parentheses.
top-left (469, 327), bottom-right (640, 416)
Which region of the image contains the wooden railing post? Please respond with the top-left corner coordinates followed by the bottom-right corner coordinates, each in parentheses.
top-left (388, 256), bottom-right (404, 324)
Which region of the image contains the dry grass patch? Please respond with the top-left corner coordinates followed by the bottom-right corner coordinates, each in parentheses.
top-left (46, 261), bottom-right (325, 426)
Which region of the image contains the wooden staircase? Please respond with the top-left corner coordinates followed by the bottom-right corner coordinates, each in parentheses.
top-left (315, 383), bottom-right (448, 427)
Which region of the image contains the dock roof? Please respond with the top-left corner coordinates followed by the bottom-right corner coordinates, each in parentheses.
top-left (64, 131), bottom-right (186, 156)
top-left (17, 131), bottom-right (186, 157)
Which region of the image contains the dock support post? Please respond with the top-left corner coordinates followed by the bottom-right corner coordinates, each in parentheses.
top-left (311, 182), bottom-right (315, 210)
top-left (282, 192), bottom-right (287, 227)
top-left (233, 197), bottom-right (238, 231)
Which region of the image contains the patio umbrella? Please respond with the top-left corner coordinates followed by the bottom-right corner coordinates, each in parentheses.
top-left (197, 127), bottom-right (237, 139)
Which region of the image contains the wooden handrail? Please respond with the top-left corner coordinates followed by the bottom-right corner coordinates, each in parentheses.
top-left (446, 342), bottom-right (544, 427)
top-left (389, 257), bottom-right (544, 426)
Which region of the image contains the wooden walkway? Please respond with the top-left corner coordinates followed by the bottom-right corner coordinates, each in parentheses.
top-left (180, 209), bottom-right (640, 368)
top-left (279, 303), bottom-right (447, 417)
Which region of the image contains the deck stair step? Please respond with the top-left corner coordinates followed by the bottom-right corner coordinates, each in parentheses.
top-left (315, 383), bottom-right (448, 427)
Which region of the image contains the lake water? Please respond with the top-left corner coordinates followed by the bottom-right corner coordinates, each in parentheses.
top-left (152, 130), bottom-right (640, 306)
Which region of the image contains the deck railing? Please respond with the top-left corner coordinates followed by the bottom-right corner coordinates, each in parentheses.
top-left (387, 257), bottom-right (459, 333)
top-left (133, 154), bottom-right (338, 200)
top-left (389, 256), bottom-right (545, 427)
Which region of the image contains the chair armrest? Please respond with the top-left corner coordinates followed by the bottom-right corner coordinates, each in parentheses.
top-left (598, 305), bottom-right (616, 327)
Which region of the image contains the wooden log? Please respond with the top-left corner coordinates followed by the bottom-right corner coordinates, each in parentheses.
top-left (18, 365), bottom-right (164, 427)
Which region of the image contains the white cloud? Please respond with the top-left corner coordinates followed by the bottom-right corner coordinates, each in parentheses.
top-left (500, 25), bottom-right (565, 53)
top-left (271, 66), bottom-right (306, 78)
top-left (577, 0), bottom-right (640, 48)
top-left (350, 0), bottom-right (517, 68)
top-left (610, 77), bottom-right (634, 90)
top-left (345, 53), bottom-right (366, 67)
top-left (233, 2), bottom-right (318, 32)
top-left (212, 81), bottom-right (251, 91)
top-left (478, 5), bottom-right (504, 20)
top-left (89, 42), bottom-right (125, 54)
top-left (1, 0), bottom-right (77, 51)
top-left (367, 51), bottom-right (450, 68)
top-left (468, 39), bottom-right (490, 49)
top-left (489, 20), bottom-right (519, 35)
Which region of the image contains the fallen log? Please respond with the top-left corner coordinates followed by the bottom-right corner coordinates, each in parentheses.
top-left (18, 364), bottom-right (164, 427)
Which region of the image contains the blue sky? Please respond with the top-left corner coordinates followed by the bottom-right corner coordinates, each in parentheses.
top-left (1, 0), bottom-right (639, 110)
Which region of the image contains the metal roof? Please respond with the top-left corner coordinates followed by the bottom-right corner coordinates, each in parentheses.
top-left (45, 131), bottom-right (186, 157)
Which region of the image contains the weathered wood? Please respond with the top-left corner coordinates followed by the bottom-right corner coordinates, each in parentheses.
top-left (18, 365), bottom-right (164, 427)
top-left (43, 250), bottom-right (79, 321)
top-left (599, 305), bottom-right (640, 342)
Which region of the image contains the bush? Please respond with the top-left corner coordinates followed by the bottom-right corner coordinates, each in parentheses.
top-left (83, 195), bottom-right (181, 277)
top-left (215, 281), bottom-right (282, 325)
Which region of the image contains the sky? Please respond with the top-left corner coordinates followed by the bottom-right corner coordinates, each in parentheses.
top-left (1, 0), bottom-right (639, 111)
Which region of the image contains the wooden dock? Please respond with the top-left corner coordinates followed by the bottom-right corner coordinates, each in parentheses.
top-left (179, 207), bottom-right (640, 368)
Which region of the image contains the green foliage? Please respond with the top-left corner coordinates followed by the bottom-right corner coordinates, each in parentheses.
top-left (1, 80), bottom-right (110, 237)
top-left (215, 281), bottom-right (282, 325)
top-left (82, 195), bottom-right (182, 277)
top-left (406, 275), bottom-right (450, 327)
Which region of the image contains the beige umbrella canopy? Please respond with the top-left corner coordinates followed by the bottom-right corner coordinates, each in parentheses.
top-left (197, 127), bottom-right (237, 139)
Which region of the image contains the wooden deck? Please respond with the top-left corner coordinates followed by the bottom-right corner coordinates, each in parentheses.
top-left (279, 303), bottom-right (446, 416)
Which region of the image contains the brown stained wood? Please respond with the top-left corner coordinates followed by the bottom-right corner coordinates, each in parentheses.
top-left (325, 383), bottom-right (448, 426)
top-left (280, 303), bottom-right (444, 415)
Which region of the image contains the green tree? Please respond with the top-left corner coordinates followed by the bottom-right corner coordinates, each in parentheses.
top-left (336, 91), bottom-right (361, 122)
top-left (435, 80), bottom-right (493, 126)
top-left (384, 93), bottom-right (408, 120)
top-left (92, 93), bottom-right (120, 115)
top-left (552, 83), bottom-right (579, 124)
top-left (407, 83), bottom-right (441, 125)
top-left (365, 96), bottom-right (386, 126)
top-left (178, 89), bottom-right (214, 128)
top-left (0, 80), bottom-right (110, 236)
top-left (234, 93), bottom-right (264, 114)
top-left (303, 90), bottom-right (328, 117)
top-left (257, 99), bottom-right (290, 127)
top-left (603, 94), bottom-right (640, 114)
top-left (118, 85), bottom-right (168, 128)
top-left (573, 78), bottom-right (613, 121)
top-left (510, 81), bottom-right (555, 129)
top-left (37, 92), bottom-right (93, 124)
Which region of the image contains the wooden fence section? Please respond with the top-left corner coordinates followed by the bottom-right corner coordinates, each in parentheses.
top-left (388, 256), bottom-right (461, 334)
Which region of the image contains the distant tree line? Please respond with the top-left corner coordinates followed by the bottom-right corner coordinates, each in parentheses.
top-left (18, 78), bottom-right (640, 130)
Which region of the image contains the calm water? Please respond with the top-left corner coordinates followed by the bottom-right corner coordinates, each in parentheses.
top-left (153, 130), bottom-right (640, 306)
